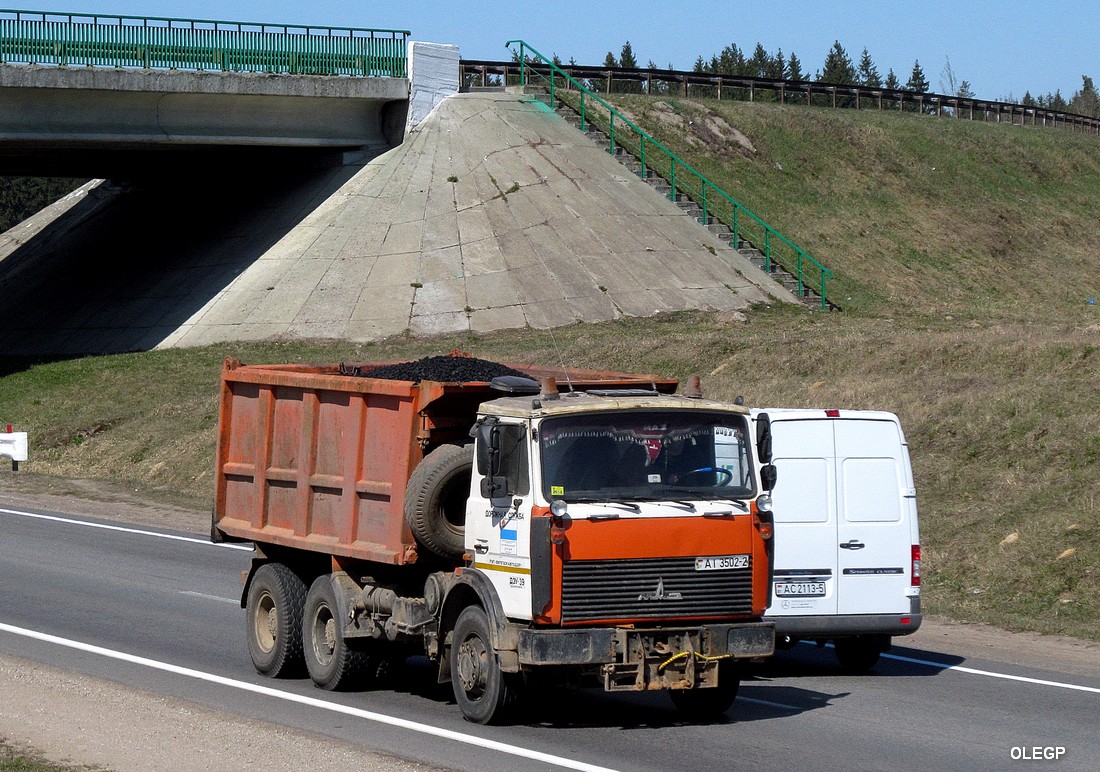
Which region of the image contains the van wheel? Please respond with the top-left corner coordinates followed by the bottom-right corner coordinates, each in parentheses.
top-left (404, 443), bottom-right (472, 560)
top-left (834, 636), bottom-right (887, 673)
top-left (451, 606), bottom-right (518, 724)
top-left (303, 575), bottom-right (369, 691)
top-left (670, 662), bottom-right (739, 718)
top-left (246, 563), bottom-right (307, 678)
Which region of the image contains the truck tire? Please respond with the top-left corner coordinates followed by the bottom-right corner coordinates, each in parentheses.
top-left (834, 635), bottom-right (887, 673)
top-left (404, 443), bottom-right (472, 560)
top-left (246, 562), bottom-right (307, 678)
top-left (669, 662), bottom-right (739, 718)
top-left (450, 605), bottom-right (518, 724)
top-left (303, 575), bottom-right (370, 691)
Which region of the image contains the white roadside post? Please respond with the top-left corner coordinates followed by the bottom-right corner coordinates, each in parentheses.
top-left (1, 424), bottom-right (28, 472)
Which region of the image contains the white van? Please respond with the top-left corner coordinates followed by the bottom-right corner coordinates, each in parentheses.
top-left (751, 409), bottom-right (922, 671)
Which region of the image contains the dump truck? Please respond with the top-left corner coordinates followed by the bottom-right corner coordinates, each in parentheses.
top-left (212, 353), bottom-right (777, 724)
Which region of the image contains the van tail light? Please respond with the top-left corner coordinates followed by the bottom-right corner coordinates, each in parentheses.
top-left (911, 545), bottom-right (921, 586)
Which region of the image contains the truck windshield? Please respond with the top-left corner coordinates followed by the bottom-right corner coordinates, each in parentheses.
top-left (539, 410), bottom-right (755, 503)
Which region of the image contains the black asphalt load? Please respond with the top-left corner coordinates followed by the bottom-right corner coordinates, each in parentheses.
top-left (353, 355), bottom-right (528, 384)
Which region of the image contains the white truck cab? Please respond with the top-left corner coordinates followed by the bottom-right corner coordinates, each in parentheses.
top-left (751, 409), bottom-right (922, 671)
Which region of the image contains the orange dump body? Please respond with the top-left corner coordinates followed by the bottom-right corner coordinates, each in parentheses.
top-left (212, 357), bottom-right (677, 565)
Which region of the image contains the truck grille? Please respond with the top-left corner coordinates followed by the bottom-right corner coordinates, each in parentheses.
top-left (561, 557), bottom-right (753, 623)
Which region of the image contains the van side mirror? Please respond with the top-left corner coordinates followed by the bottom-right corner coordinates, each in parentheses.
top-left (756, 413), bottom-right (772, 464)
top-left (760, 463), bottom-right (777, 492)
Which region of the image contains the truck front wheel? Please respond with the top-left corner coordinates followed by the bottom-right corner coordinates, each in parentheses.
top-left (669, 662), bottom-right (739, 719)
top-left (303, 575), bottom-right (369, 691)
top-left (450, 605), bottom-right (517, 724)
top-left (246, 562), bottom-right (307, 678)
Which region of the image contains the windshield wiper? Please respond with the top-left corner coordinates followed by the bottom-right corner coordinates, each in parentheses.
top-left (712, 498), bottom-right (750, 512)
top-left (604, 501), bottom-right (642, 513)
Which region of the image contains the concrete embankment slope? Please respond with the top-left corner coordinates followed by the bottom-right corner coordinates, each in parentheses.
top-left (0, 92), bottom-right (792, 356)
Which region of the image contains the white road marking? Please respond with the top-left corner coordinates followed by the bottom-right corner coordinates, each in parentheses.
top-left (805, 641), bottom-right (1100, 695)
top-left (0, 507), bottom-right (252, 551)
top-left (179, 591), bottom-right (238, 604)
top-left (0, 622), bottom-right (617, 772)
top-left (880, 651), bottom-right (1100, 695)
top-left (737, 695), bottom-right (801, 711)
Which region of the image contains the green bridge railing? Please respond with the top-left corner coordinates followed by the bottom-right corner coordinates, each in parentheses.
top-left (505, 40), bottom-right (833, 310)
top-left (0, 8), bottom-right (409, 77)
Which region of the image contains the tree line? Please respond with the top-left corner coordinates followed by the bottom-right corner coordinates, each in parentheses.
top-left (589, 40), bottom-right (1100, 118)
top-left (0, 177), bottom-right (83, 232)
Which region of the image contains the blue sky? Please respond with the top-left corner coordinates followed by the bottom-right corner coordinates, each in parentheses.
top-left (8, 1), bottom-right (1096, 102)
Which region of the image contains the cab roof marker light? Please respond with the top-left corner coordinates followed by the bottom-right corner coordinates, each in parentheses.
top-left (825, 409), bottom-right (840, 417)
top-left (683, 375), bottom-right (703, 399)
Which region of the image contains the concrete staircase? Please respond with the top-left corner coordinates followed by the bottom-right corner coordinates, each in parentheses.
top-left (550, 96), bottom-right (833, 310)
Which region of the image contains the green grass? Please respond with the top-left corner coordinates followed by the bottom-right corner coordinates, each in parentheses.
top-left (608, 96), bottom-right (1100, 319)
top-left (0, 738), bottom-right (96, 771)
top-left (2, 99), bottom-right (1099, 642)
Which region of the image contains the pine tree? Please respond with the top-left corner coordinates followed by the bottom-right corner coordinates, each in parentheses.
top-left (857, 48), bottom-right (881, 87)
top-left (820, 41), bottom-right (856, 84)
top-left (749, 42), bottom-right (770, 78)
top-left (770, 48), bottom-right (787, 80)
top-left (957, 80), bottom-right (976, 99)
top-left (906, 60), bottom-right (929, 93)
top-left (693, 55), bottom-right (707, 73)
top-left (904, 60), bottom-right (930, 112)
top-left (619, 41), bottom-right (638, 69)
top-left (1070, 75), bottom-right (1100, 118)
top-left (601, 51), bottom-right (618, 94)
top-left (787, 52), bottom-right (804, 81)
top-left (884, 69), bottom-right (900, 90)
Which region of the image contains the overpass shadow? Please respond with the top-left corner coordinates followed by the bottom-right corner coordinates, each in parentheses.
top-left (0, 152), bottom-right (365, 361)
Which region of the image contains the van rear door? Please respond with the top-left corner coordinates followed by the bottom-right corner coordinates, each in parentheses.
top-left (767, 417), bottom-right (839, 616)
top-left (834, 417), bottom-right (912, 615)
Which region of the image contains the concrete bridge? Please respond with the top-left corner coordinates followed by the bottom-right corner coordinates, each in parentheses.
top-left (0, 10), bottom-right (794, 356)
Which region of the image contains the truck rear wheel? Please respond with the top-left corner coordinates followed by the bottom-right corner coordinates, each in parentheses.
top-left (404, 443), bottom-right (471, 560)
top-left (669, 662), bottom-right (739, 718)
top-left (303, 575), bottom-right (369, 691)
top-left (246, 562), bottom-right (307, 678)
top-left (451, 605), bottom-right (517, 724)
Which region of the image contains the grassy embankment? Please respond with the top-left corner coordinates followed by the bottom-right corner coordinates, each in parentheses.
top-left (0, 97), bottom-right (1097, 640)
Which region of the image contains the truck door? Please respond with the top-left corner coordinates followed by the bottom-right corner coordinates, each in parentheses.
top-left (767, 418), bottom-right (839, 616)
top-left (466, 420), bottom-right (536, 621)
top-left (835, 418), bottom-right (911, 615)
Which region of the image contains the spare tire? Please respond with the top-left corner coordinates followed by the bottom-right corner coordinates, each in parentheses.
top-left (404, 443), bottom-right (472, 559)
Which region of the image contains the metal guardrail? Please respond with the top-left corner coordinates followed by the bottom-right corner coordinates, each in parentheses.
top-left (0, 8), bottom-right (409, 77)
top-left (504, 40), bottom-right (833, 310)
top-left (462, 59), bottom-right (1100, 136)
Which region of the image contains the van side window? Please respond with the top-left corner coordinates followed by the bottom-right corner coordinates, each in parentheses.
top-left (497, 424), bottom-right (530, 496)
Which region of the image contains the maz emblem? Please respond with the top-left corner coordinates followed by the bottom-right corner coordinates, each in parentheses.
top-left (637, 577), bottom-right (682, 601)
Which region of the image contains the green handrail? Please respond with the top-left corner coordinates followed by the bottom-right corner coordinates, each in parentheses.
top-left (0, 8), bottom-right (409, 77)
top-left (505, 39), bottom-right (833, 310)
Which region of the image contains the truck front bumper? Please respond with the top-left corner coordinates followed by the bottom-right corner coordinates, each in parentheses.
top-left (516, 621), bottom-right (774, 691)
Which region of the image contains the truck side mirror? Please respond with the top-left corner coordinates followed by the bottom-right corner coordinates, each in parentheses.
top-left (475, 418), bottom-right (512, 498)
top-left (760, 463), bottom-right (777, 492)
top-left (481, 474), bottom-right (512, 499)
top-left (475, 418), bottom-right (499, 475)
top-left (755, 413), bottom-right (772, 464)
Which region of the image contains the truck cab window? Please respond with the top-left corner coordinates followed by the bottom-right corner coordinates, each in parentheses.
top-left (496, 423), bottom-right (530, 496)
top-left (539, 411), bottom-right (754, 502)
